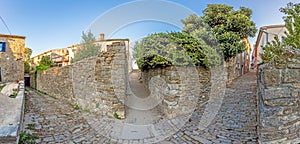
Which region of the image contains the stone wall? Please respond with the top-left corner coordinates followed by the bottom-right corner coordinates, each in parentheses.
top-left (257, 47), bottom-right (300, 143)
top-left (94, 45), bottom-right (127, 118)
top-left (37, 65), bottom-right (73, 100)
top-left (0, 34), bottom-right (25, 83)
top-left (36, 44), bottom-right (127, 119)
top-left (225, 53), bottom-right (247, 85)
top-left (141, 66), bottom-right (227, 119)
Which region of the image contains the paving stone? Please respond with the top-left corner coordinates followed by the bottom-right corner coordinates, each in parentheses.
top-left (22, 72), bottom-right (258, 143)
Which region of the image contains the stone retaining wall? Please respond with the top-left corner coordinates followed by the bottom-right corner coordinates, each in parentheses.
top-left (142, 66), bottom-right (227, 119)
top-left (257, 47), bottom-right (300, 143)
top-left (225, 55), bottom-right (243, 85)
top-left (36, 44), bottom-right (127, 118)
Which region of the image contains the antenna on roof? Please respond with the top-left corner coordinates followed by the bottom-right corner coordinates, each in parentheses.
top-left (0, 16), bottom-right (11, 35)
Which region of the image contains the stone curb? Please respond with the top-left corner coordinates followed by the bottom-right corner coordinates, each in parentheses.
top-left (0, 81), bottom-right (25, 144)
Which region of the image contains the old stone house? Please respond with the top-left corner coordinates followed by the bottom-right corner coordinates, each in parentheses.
top-left (0, 34), bottom-right (25, 83)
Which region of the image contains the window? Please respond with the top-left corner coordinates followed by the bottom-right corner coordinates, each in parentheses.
top-left (0, 42), bottom-right (6, 52)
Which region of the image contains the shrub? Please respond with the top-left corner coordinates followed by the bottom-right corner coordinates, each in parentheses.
top-left (133, 32), bottom-right (221, 71)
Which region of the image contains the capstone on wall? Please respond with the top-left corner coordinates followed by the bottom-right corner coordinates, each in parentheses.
top-left (257, 47), bottom-right (300, 143)
top-left (0, 34), bottom-right (25, 82)
top-left (36, 44), bottom-right (127, 119)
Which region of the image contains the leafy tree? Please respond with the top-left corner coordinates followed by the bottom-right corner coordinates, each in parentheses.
top-left (133, 32), bottom-right (221, 71)
top-left (40, 56), bottom-right (56, 67)
top-left (182, 4), bottom-right (257, 61)
top-left (181, 14), bottom-right (219, 48)
top-left (24, 48), bottom-right (32, 62)
top-left (260, 37), bottom-right (285, 63)
top-left (24, 48), bottom-right (32, 73)
top-left (280, 2), bottom-right (300, 49)
top-left (72, 31), bottom-right (101, 63)
top-left (34, 55), bottom-right (57, 72)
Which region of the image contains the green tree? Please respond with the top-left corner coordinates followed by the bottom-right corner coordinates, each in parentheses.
top-left (24, 48), bottom-right (32, 73)
top-left (182, 4), bottom-right (257, 61)
top-left (72, 31), bottom-right (101, 63)
top-left (40, 56), bottom-right (56, 67)
top-left (280, 2), bottom-right (300, 49)
top-left (260, 37), bottom-right (285, 63)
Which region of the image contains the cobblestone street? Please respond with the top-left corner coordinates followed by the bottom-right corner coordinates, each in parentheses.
top-left (23, 90), bottom-right (112, 143)
top-left (163, 72), bottom-right (258, 143)
top-left (23, 72), bottom-right (258, 143)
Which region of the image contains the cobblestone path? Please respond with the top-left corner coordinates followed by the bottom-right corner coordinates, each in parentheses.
top-left (23, 90), bottom-right (112, 143)
top-left (23, 72), bottom-right (258, 143)
top-left (161, 72), bottom-right (258, 143)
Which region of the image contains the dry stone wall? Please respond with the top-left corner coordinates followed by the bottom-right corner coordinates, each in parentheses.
top-left (94, 44), bottom-right (127, 118)
top-left (225, 56), bottom-right (242, 85)
top-left (36, 44), bottom-right (127, 119)
top-left (257, 47), bottom-right (300, 143)
top-left (37, 65), bottom-right (73, 100)
top-left (142, 66), bottom-right (218, 119)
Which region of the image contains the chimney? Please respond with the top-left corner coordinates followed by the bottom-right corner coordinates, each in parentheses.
top-left (99, 33), bottom-right (105, 40)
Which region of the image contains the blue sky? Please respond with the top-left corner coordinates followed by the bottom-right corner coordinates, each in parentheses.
top-left (0, 0), bottom-right (299, 56)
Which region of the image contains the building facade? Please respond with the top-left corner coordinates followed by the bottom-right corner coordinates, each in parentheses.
top-left (31, 48), bottom-right (70, 68)
top-left (253, 25), bottom-right (287, 69)
top-left (0, 34), bottom-right (25, 82)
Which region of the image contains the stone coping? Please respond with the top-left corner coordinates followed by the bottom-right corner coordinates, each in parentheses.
top-left (0, 81), bottom-right (25, 143)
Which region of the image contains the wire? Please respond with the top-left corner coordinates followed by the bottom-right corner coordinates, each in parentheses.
top-left (0, 15), bottom-right (11, 35)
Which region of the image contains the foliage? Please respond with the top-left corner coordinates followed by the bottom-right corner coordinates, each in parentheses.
top-left (34, 56), bottom-right (56, 74)
top-left (26, 124), bottom-right (36, 130)
top-left (114, 112), bottom-right (121, 119)
top-left (261, 37), bottom-right (285, 63)
top-left (73, 104), bottom-right (82, 110)
top-left (40, 56), bottom-right (57, 67)
top-left (35, 64), bottom-right (50, 72)
top-left (19, 131), bottom-right (38, 144)
top-left (181, 14), bottom-right (219, 47)
top-left (9, 91), bottom-right (18, 98)
top-left (136, 54), bottom-right (172, 71)
top-left (0, 85), bottom-right (5, 91)
top-left (280, 2), bottom-right (300, 49)
top-left (24, 62), bottom-right (31, 73)
top-left (185, 4), bottom-right (257, 60)
top-left (24, 48), bottom-right (32, 73)
top-left (72, 31), bottom-right (101, 63)
top-left (24, 48), bottom-right (32, 62)
top-left (33, 56), bottom-right (56, 89)
top-left (133, 32), bottom-right (221, 71)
